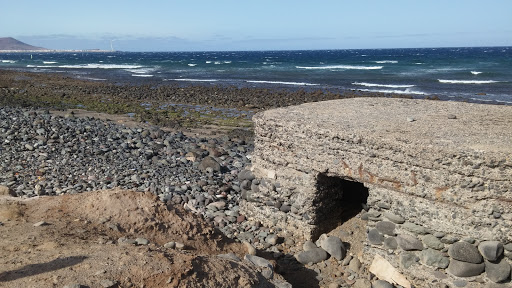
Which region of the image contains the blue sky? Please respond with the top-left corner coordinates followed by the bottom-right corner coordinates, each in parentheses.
top-left (2, 0), bottom-right (511, 51)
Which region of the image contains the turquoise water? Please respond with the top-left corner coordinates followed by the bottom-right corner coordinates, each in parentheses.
top-left (1, 47), bottom-right (511, 104)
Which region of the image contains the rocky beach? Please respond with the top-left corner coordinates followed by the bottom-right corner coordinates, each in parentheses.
top-left (1, 69), bottom-right (511, 288)
top-left (0, 70), bottom-right (386, 288)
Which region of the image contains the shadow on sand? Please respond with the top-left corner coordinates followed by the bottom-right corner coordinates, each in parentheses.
top-left (0, 255), bottom-right (87, 282)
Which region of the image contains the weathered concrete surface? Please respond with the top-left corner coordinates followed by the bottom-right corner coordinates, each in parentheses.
top-left (242, 98), bottom-right (512, 242)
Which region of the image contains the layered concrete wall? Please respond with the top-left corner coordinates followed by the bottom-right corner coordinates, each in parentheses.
top-left (241, 98), bottom-right (512, 285)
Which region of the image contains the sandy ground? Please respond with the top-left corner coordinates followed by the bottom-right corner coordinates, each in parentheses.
top-left (0, 189), bottom-right (280, 288)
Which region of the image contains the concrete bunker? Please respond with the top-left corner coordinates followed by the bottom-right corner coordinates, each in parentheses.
top-left (242, 98), bottom-right (512, 286)
top-left (312, 173), bottom-right (368, 239)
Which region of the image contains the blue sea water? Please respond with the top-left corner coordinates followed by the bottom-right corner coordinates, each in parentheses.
top-left (1, 47), bottom-right (511, 104)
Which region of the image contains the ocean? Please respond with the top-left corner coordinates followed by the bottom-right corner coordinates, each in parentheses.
top-left (1, 47), bottom-right (511, 104)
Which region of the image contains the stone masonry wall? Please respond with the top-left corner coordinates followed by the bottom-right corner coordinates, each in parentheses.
top-left (240, 98), bottom-right (512, 286)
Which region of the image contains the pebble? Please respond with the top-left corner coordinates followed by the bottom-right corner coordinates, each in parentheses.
top-left (33, 221), bottom-right (49, 227)
top-left (135, 237), bottom-right (149, 245)
top-left (164, 241), bottom-right (176, 249)
top-left (384, 237), bottom-right (398, 250)
top-left (244, 254), bottom-right (272, 269)
top-left (348, 257), bottom-right (361, 272)
top-left (265, 234), bottom-right (278, 245)
top-left (402, 222), bottom-right (429, 235)
top-left (400, 251), bottom-right (419, 269)
top-left (478, 241), bottom-right (504, 261)
top-left (367, 229), bottom-right (384, 245)
top-left (342, 255), bottom-right (353, 266)
top-left (375, 221), bottom-right (396, 236)
top-left (320, 236), bottom-right (346, 261)
top-left (396, 234), bottom-right (423, 251)
top-left (243, 241), bottom-right (257, 255)
top-left (448, 241), bottom-right (483, 264)
top-left (303, 240), bottom-right (317, 251)
top-left (419, 248), bottom-right (450, 269)
top-left (422, 234), bottom-right (444, 250)
top-left (447, 259), bottom-right (485, 277)
top-left (484, 258), bottom-right (511, 283)
top-left (295, 248), bottom-right (328, 264)
top-left (383, 212), bottom-right (405, 224)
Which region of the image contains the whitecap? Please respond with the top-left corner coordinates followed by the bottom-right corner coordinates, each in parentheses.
top-left (58, 63), bottom-right (144, 69)
top-left (43, 61), bottom-right (57, 64)
top-left (375, 60), bottom-right (398, 64)
top-left (224, 61), bottom-right (232, 64)
top-left (470, 71), bottom-right (482, 75)
top-left (246, 80), bottom-right (319, 86)
top-left (205, 61), bottom-right (212, 64)
top-left (131, 74), bottom-right (153, 77)
top-left (352, 82), bottom-right (415, 88)
top-left (125, 67), bottom-right (157, 74)
top-left (214, 61), bottom-right (221, 65)
top-left (1, 60), bottom-right (16, 63)
top-left (296, 65), bottom-right (383, 70)
top-left (169, 78), bottom-right (218, 82)
top-left (356, 88), bottom-right (427, 95)
top-left (438, 79), bottom-right (500, 84)
top-left (188, 63), bottom-right (197, 67)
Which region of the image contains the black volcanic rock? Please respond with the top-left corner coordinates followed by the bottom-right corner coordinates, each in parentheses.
top-left (0, 37), bottom-right (47, 51)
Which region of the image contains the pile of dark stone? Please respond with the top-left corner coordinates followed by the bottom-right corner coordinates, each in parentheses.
top-left (0, 107), bottom-right (253, 227)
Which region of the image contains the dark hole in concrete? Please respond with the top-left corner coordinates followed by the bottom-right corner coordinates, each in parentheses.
top-left (312, 173), bottom-right (369, 239)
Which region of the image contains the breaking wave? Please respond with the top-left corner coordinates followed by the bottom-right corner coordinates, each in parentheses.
top-left (356, 88), bottom-right (427, 95)
top-left (296, 65), bottom-right (383, 70)
top-left (438, 79), bottom-right (501, 84)
top-left (375, 60), bottom-right (398, 64)
top-left (246, 80), bottom-right (319, 86)
top-left (353, 82), bottom-right (415, 88)
top-left (169, 78), bottom-right (218, 82)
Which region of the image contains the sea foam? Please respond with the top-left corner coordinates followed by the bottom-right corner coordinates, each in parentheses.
top-left (357, 88), bottom-right (427, 95)
top-left (170, 78), bottom-right (218, 82)
top-left (58, 63), bottom-right (144, 69)
top-left (353, 82), bottom-right (415, 88)
top-left (438, 79), bottom-right (500, 84)
top-left (296, 65), bottom-right (383, 70)
top-left (131, 74), bottom-right (153, 77)
top-left (247, 80), bottom-right (319, 86)
top-left (375, 60), bottom-right (398, 64)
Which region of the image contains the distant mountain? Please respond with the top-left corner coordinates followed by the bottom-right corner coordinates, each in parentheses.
top-left (0, 37), bottom-right (47, 51)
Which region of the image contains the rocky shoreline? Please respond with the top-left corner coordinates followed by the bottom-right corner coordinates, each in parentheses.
top-left (0, 106), bottom-right (375, 287)
top-left (0, 69), bottom-right (423, 130)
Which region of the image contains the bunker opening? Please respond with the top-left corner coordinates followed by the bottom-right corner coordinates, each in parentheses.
top-left (312, 173), bottom-right (369, 239)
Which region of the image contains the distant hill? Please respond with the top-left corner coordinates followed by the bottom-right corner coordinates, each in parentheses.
top-left (0, 37), bottom-right (47, 51)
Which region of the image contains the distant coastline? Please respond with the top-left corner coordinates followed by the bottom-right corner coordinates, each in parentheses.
top-left (0, 37), bottom-right (113, 53)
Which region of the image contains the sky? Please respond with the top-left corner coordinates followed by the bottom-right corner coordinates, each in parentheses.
top-left (2, 0), bottom-right (511, 51)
